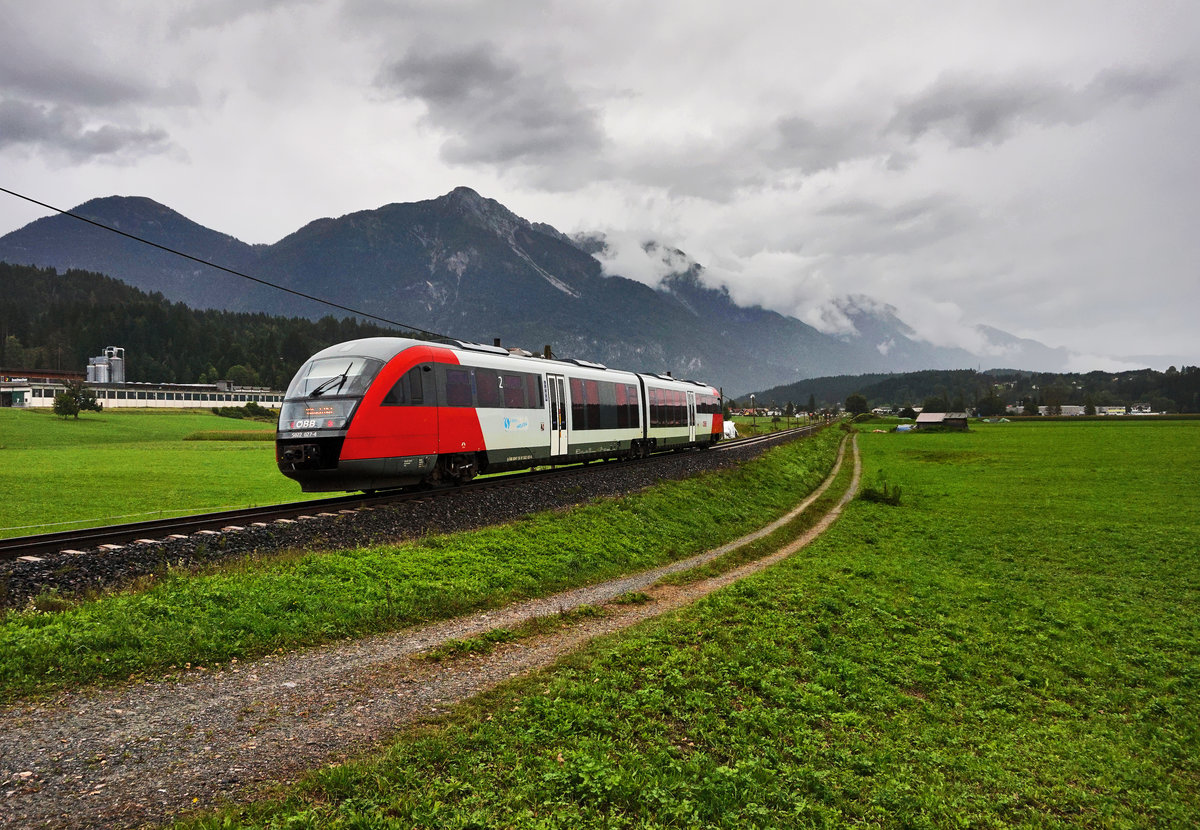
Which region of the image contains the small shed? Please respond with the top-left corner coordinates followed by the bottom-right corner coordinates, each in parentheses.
top-left (914, 411), bottom-right (969, 431)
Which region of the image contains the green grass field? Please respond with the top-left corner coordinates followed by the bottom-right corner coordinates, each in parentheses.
top-left (0, 408), bottom-right (318, 537)
top-left (0, 408), bottom-right (799, 538)
top-left (177, 419), bottom-right (1199, 828)
top-left (0, 428), bottom-right (843, 699)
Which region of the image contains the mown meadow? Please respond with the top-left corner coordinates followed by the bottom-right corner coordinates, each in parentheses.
top-left (0, 407), bottom-right (315, 538)
top-left (0, 427), bottom-right (843, 699)
top-left (179, 419), bottom-right (1199, 828)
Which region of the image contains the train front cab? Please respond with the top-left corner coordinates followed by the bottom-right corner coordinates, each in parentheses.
top-left (279, 339), bottom-right (554, 492)
top-left (277, 340), bottom-right (458, 492)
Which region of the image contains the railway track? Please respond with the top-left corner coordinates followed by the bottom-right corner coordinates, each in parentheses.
top-left (1, 425), bottom-right (823, 562)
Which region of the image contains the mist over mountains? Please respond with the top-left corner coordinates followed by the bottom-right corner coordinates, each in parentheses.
top-left (0, 187), bottom-right (1071, 395)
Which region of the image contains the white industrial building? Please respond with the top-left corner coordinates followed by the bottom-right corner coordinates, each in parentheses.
top-left (1, 346), bottom-right (284, 409)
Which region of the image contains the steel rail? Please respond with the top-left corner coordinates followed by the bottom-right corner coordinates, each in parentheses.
top-left (2, 425), bottom-right (823, 561)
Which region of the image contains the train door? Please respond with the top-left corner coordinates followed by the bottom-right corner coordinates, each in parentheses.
top-left (687, 391), bottom-right (697, 442)
top-left (548, 374), bottom-right (568, 457)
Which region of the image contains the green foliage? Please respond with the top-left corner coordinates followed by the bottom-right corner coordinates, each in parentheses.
top-left (921, 394), bottom-right (949, 413)
top-left (659, 439), bottom-right (857, 587)
top-left (0, 429), bottom-right (842, 699)
top-left (610, 591), bottom-right (652, 605)
top-left (421, 628), bottom-right (519, 662)
top-left (844, 392), bottom-right (869, 415)
top-left (52, 380), bottom-right (102, 419)
top-left (51, 390), bottom-right (78, 419)
top-left (211, 401), bottom-right (276, 421)
top-left (753, 366), bottom-right (1200, 414)
top-left (857, 470), bottom-right (902, 505)
top-left (0, 409), bottom-right (319, 538)
top-left (0, 262), bottom-right (407, 388)
top-left (180, 420), bottom-right (1200, 828)
top-left (182, 431), bottom-right (274, 442)
top-left (975, 390), bottom-right (1007, 416)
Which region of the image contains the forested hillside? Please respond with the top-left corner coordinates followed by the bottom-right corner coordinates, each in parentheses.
top-left (0, 263), bottom-right (403, 388)
top-left (749, 366), bottom-right (1200, 414)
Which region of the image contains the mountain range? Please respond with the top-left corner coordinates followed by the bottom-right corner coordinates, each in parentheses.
top-left (0, 187), bottom-right (1071, 396)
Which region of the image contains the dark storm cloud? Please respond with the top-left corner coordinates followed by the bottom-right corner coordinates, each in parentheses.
top-left (1084, 65), bottom-right (1182, 104)
top-left (888, 66), bottom-right (1180, 147)
top-left (376, 43), bottom-right (606, 168)
top-left (770, 116), bottom-right (880, 173)
top-left (617, 116), bottom-right (877, 203)
top-left (816, 194), bottom-right (979, 257)
top-left (0, 99), bottom-right (171, 162)
top-left (0, 33), bottom-right (198, 108)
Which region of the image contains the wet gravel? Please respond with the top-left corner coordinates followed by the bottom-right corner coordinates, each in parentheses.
top-left (1, 432), bottom-right (807, 610)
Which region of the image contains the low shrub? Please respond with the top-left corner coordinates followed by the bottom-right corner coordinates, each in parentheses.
top-left (858, 470), bottom-right (902, 505)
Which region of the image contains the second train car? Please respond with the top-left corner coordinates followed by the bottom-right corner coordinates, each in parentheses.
top-left (276, 337), bottom-right (723, 492)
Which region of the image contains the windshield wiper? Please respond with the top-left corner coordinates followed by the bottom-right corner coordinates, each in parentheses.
top-left (309, 363), bottom-right (352, 397)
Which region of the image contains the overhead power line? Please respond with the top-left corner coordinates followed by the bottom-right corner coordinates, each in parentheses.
top-left (0, 185), bottom-right (448, 339)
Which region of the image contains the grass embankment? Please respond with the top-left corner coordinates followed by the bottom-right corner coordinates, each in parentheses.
top-left (0, 408), bottom-right (316, 538)
top-left (655, 433), bottom-right (858, 587)
top-left (183, 420), bottom-right (1199, 828)
top-left (0, 428), bottom-right (842, 701)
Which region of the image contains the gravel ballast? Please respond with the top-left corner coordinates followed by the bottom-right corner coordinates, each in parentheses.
top-left (1, 431), bottom-right (809, 610)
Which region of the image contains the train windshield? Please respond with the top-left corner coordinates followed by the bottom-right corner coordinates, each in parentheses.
top-left (284, 356), bottom-right (384, 400)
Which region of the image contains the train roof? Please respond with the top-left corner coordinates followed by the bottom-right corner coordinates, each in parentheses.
top-left (305, 337), bottom-right (427, 363)
top-left (304, 338), bottom-right (717, 393)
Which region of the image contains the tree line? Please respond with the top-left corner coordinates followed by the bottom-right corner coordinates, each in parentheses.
top-left (747, 365), bottom-right (1200, 414)
top-left (0, 263), bottom-right (407, 389)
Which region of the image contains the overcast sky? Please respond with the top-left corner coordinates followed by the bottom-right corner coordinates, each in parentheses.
top-left (2, 0), bottom-right (1197, 368)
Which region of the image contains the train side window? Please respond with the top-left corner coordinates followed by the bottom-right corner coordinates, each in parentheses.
top-left (569, 377), bottom-right (585, 428)
top-left (383, 366), bottom-right (426, 406)
top-left (585, 380), bottom-right (601, 429)
top-left (628, 384), bottom-right (640, 428)
top-left (501, 374), bottom-right (524, 408)
top-left (383, 371), bottom-right (407, 406)
top-left (475, 368), bottom-right (502, 408)
top-left (615, 383), bottom-right (629, 428)
top-left (445, 368), bottom-right (472, 407)
top-left (527, 373), bottom-right (544, 408)
top-left (598, 380), bottom-right (618, 429)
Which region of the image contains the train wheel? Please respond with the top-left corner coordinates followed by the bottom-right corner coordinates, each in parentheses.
top-left (440, 453), bottom-right (478, 484)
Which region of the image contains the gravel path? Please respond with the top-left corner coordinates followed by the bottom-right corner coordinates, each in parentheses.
top-left (0, 434), bottom-right (857, 830)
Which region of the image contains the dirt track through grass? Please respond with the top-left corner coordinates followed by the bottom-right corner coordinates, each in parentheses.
top-left (0, 438), bottom-right (858, 830)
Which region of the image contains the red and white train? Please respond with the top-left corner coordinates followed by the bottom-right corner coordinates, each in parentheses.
top-left (276, 337), bottom-right (723, 492)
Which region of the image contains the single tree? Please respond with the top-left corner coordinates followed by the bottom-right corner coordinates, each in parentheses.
top-left (975, 391), bottom-right (1007, 417)
top-left (53, 380), bottom-right (102, 420)
top-left (921, 395), bottom-right (949, 413)
top-left (52, 390), bottom-right (79, 419)
top-left (844, 393), bottom-right (870, 416)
